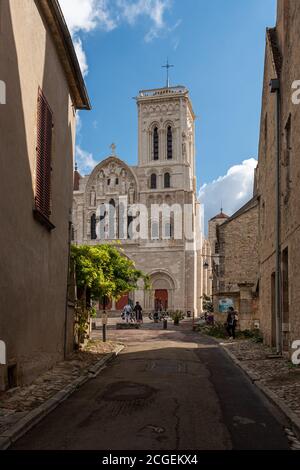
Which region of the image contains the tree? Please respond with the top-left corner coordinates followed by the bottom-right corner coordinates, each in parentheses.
top-left (203, 294), bottom-right (213, 313)
top-left (71, 244), bottom-right (149, 303)
top-left (71, 244), bottom-right (149, 345)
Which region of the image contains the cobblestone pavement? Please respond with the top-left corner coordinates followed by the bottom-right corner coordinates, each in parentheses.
top-left (0, 340), bottom-right (118, 436)
top-left (220, 339), bottom-right (300, 449)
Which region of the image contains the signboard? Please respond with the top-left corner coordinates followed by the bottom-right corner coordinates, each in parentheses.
top-left (218, 298), bottom-right (234, 313)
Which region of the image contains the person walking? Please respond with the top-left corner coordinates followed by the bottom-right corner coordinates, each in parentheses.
top-left (123, 303), bottom-right (133, 323)
top-left (134, 302), bottom-right (143, 324)
top-left (226, 306), bottom-right (237, 339)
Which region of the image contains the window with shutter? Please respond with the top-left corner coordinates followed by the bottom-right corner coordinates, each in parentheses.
top-left (34, 89), bottom-right (54, 230)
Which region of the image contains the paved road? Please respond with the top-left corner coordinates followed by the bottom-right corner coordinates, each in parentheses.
top-left (12, 320), bottom-right (290, 450)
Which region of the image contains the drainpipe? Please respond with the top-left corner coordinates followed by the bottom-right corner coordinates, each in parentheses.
top-left (64, 219), bottom-right (72, 359)
top-left (270, 78), bottom-right (282, 355)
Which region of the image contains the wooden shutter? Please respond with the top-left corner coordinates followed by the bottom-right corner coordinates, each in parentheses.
top-left (35, 89), bottom-right (53, 220)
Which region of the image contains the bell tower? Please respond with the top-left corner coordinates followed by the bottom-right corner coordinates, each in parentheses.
top-left (136, 84), bottom-right (196, 192)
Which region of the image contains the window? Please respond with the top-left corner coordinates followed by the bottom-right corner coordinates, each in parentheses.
top-left (107, 179), bottom-right (111, 186)
top-left (151, 220), bottom-right (159, 240)
top-left (150, 174), bottom-right (157, 189)
top-left (164, 222), bottom-right (172, 239)
top-left (34, 89), bottom-right (53, 228)
top-left (115, 178), bottom-right (119, 185)
top-left (153, 127), bottom-right (159, 160)
top-left (167, 126), bottom-right (173, 159)
top-left (91, 214), bottom-right (97, 240)
top-left (164, 172), bottom-right (171, 188)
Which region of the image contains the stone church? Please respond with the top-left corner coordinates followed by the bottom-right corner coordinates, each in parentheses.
top-left (72, 84), bottom-right (204, 316)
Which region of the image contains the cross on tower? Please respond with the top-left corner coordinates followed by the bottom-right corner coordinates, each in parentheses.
top-left (110, 143), bottom-right (116, 156)
top-left (162, 59), bottom-right (174, 88)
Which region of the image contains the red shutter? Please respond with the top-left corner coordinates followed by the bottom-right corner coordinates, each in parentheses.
top-left (35, 89), bottom-right (53, 220)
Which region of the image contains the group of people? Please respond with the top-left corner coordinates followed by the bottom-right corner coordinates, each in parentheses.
top-left (122, 302), bottom-right (143, 324)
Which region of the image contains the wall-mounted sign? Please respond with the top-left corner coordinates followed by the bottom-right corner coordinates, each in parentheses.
top-left (219, 298), bottom-right (234, 313)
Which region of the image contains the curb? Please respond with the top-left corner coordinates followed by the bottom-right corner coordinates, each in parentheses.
top-left (220, 342), bottom-right (300, 440)
top-left (0, 344), bottom-right (124, 450)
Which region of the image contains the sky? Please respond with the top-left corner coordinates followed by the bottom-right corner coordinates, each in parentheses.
top-left (59, 0), bottom-right (277, 228)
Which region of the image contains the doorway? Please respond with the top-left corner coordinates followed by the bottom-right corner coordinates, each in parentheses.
top-left (155, 289), bottom-right (168, 311)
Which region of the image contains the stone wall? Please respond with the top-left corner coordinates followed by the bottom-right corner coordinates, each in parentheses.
top-left (0, 1), bottom-right (77, 389)
top-left (257, 0), bottom-right (300, 353)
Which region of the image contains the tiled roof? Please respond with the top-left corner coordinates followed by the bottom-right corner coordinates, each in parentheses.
top-left (210, 211), bottom-right (229, 221)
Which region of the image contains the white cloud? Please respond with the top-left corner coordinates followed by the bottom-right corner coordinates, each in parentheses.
top-left (199, 158), bottom-right (258, 232)
top-left (76, 145), bottom-right (98, 174)
top-left (59, 0), bottom-right (175, 74)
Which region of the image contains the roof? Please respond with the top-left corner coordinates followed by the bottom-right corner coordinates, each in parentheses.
top-left (220, 197), bottom-right (258, 227)
top-left (210, 211), bottom-right (229, 222)
top-left (267, 27), bottom-right (283, 78)
top-left (37, 0), bottom-right (91, 110)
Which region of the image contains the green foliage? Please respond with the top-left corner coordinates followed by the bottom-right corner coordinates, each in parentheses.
top-left (202, 294), bottom-right (214, 313)
top-left (170, 310), bottom-right (185, 323)
top-left (199, 321), bottom-right (227, 338)
top-left (71, 244), bottom-right (149, 302)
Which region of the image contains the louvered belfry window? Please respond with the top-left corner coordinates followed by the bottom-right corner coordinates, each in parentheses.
top-left (35, 89), bottom-right (53, 221)
top-left (153, 127), bottom-right (159, 160)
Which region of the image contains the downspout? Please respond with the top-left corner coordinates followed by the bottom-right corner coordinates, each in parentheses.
top-left (64, 219), bottom-right (72, 359)
top-left (270, 78), bottom-right (282, 355)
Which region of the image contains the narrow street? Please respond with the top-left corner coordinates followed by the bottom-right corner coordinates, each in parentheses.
top-left (12, 320), bottom-right (290, 450)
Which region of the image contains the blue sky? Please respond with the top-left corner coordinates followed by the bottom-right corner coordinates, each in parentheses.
top-left (60, 0), bottom-right (277, 223)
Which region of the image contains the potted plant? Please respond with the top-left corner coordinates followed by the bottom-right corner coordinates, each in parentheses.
top-left (171, 310), bottom-right (184, 326)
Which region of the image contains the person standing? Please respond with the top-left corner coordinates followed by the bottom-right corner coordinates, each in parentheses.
top-left (226, 306), bottom-right (237, 339)
top-left (134, 302), bottom-right (143, 324)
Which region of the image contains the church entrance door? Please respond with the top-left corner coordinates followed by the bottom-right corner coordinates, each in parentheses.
top-left (155, 289), bottom-right (168, 311)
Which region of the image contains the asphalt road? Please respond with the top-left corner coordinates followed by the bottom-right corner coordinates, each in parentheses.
top-left (12, 320), bottom-right (290, 450)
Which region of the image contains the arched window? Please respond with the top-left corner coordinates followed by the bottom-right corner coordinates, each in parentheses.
top-left (91, 214), bottom-right (97, 240)
top-left (151, 220), bottom-right (159, 240)
top-left (150, 174), bottom-right (157, 189)
top-left (164, 172), bottom-right (171, 188)
top-left (167, 126), bottom-right (173, 160)
top-left (164, 222), bottom-right (172, 239)
top-left (153, 127), bottom-right (159, 160)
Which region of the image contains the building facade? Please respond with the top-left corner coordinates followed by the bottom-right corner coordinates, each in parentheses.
top-left (0, 0), bottom-right (90, 389)
top-left (212, 199), bottom-right (259, 330)
top-left (257, 0), bottom-right (300, 353)
top-left (73, 85), bottom-right (203, 315)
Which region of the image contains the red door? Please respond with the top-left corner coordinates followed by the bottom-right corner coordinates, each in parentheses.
top-left (116, 294), bottom-right (129, 311)
top-left (155, 290), bottom-right (168, 310)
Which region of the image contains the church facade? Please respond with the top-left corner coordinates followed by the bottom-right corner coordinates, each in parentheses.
top-left (72, 85), bottom-right (204, 316)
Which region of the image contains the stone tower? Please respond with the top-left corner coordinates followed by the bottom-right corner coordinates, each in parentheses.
top-left (73, 84), bottom-right (203, 315)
